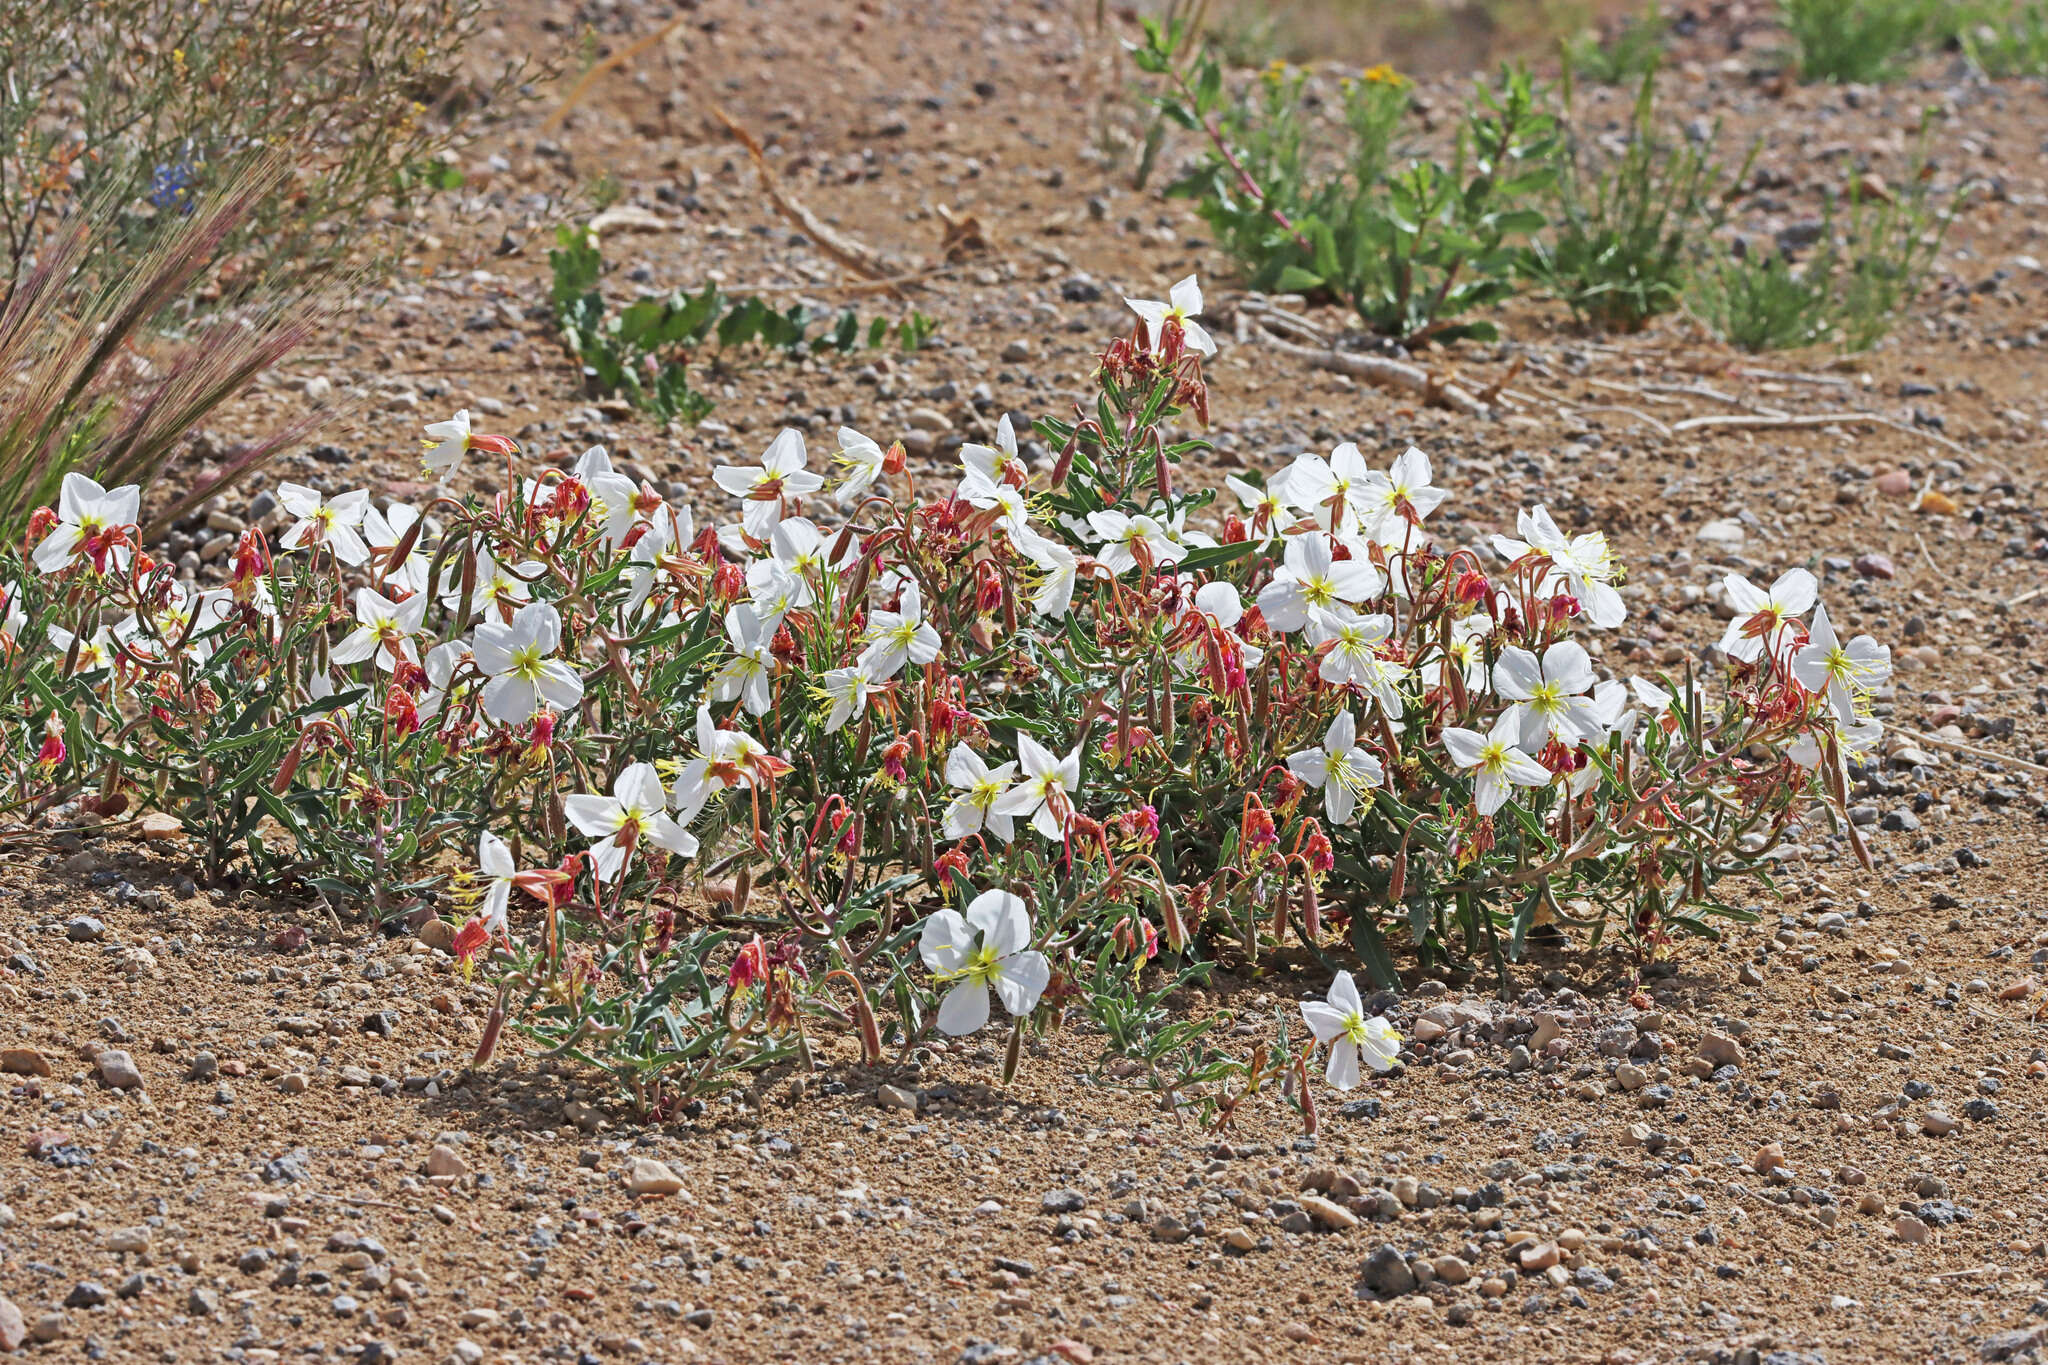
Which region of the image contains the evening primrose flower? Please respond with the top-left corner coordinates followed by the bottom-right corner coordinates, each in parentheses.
top-left (1279, 442), bottom-right (1374, 534)
top-left (670, 707), bottom-right (790, 823)
top-left (32, 473), bottom-right (141, 576)
top-left (1719, 568), bottom-right (1818, 664)
top-left (960, 413), bottom-right (1028, 486)
top-left (819, 661), bottom-right (877, 735)
top-left (565, 762), bottom-right (697, 883)
top-left (1306, 605), bottom-right (1395, 692)
top-left (709, 604), bottom-right (775, 716)
top-left (993, 734), bottom-right (1082, 840)
top-left (958, 466), bottom-right (1034, 542)
top-left (278, 483), bottom-right (371, 566)
top-left (1792, 603), bottom-right (1891, 724)
top-left (942, 743), bottom-right (1018, 843)
top-left (1123, 274), bottom-right (1215, 357)
top-left (1441, 712), bottom-right (1553, 816)
top-left (1224, 473), bottom-right (1290, 541)
top-left (1257, 532), bottom-right (1384, 633)
top-left (859, 581), bottom-right (941, 681)
top-left (1359, 445), bottom-right (1448, 543)
top-left (833, 426), bottom-right (889, 500)
top-left (1088, 510), bottom-right (1186, 575)
top-left (918, 889), bottom-right (1050, 1035)
top-left (473, 600), bottom-right (584, 725)
top-left (476, 829), bottom-right (518, 938)
top-left (713, 428), bottom-right (824, 539)
top-left (363, 501), bottom-right (429, 595)
top-left (1300, 971), bottom-right (1401, 1089)
top-left (331, 587), bottom-right (426, 672)
top-left (1015, 529), bottom-right (1078, 619)
top-left (1492, 641), bottom-right (1602, 750)
top-left (1494, 505), bottom-right (1626, 629)
top-left (421, 409), bottom-right (519, 478)
top-left (1285, 711), bottom-right (1385, 825)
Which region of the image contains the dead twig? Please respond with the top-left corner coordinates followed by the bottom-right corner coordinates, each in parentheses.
top-left (711, 107), bottom-right (915, 293)
top-left (1567, 404), bottom-right (1674, 437)
top-left (543, 17), bottom-right (692, 135)
top-left (1639, 381), bottom-right (1788, 418)
top-left (1246, 320), bottom-right (1493, 417)
top-left (1734, 367), bottom-right (1857, 388)
top-left (1669, 411), bottom-right (1878, 435)
top-left (1882, 723), bottom-right (2048, 777)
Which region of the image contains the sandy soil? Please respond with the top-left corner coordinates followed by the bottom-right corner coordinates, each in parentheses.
top-left (4, 1), bottom-right (2048, 1362)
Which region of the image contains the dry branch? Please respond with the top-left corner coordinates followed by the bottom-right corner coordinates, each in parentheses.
top-left (711, 106), bottom-right (916, 292)
top-left (1242, 314), bottom-right (1492, 416)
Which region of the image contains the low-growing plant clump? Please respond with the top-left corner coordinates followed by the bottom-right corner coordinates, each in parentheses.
top-left (549, 223), bottom-right (940, 427)
top-left (0, 281), bottom-right (1892, 1120)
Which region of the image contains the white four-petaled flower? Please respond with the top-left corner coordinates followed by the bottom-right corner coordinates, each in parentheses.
top-left (564, 763), bottom-right (698, 884)
top-left (1300, 971), bottom-right (1401, 1090)
top-left (473, 600), bottom-right (584, 725)
top-left (919, 889), bottom-right (1051, 1035)
top-left (1123, 274), bottom-right (1215, 357)
top-left (1285, 711), bottom-right (1385, 825)
top-left (1441, 712), bottom-right (1554, 816)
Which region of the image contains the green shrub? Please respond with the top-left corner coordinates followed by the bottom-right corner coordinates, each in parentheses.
top-left (1138, 20), bottom-right (1559, 346)
top-left (1526, 67), bottom-right (1752, 333)
top-left (1783, 0), bottom-right (1938, 82)
top-left (549, 225), bottom-right (941, 428)
top-left (1692, 137), bottom-right (1960, 353)
top-left (1561, 3), bottom-right (1669, 85)
top-left (1956, 2), bottom-right (2048, 77)
top-left (0, 0), bottom-right (535, 289)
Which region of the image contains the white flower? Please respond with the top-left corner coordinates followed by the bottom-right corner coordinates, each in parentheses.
top-left (942, 744), bottom-right (1019, 843)
top-left (1792, 603), bottom-right (1890, 724)
top-left (564, 763), bottom-right (698, 883)
top-left (820, 661), bottom-right (876, 735)
top-left (363, 502), bottom-right (429, 595)
top-left (1224, 473), bottom-right (1291, 541)
top-left (1493, 506), bottom-right (1626, 629)
top-left (1285, 711), bottom-right (1385, 825)
top-left (1439, 613), bottom-right (1494, 691)
top-left (713, 428), bottom-right (824, 540)
top-left (992, 734), bottom-right (1082, 840)
top-left (1719, 568), bottom-right (1818, 664)
top-left (1359, 446), bottom-right (1448, 543)
top-left (833, 426), bottom-right (889, 500)
top-left (958, 466), bottom-right (1034, 543)
top-left (746, 561), bottom-right (809, 633)
top-left (1306, 605), bottom-right (1399, 701)
top-left (709, 604), bottom-right (776, 716)
top-left (455, 548), bottom-right (544, 617)
top-left (1257, 532), bottom-right (1383, 633)
top-left (1441, 712), bottom-right (1554, 816)
top-left (331, 587), bottom-right (426, 672)
top-left (1789, 715), bottom-right (1883, 769)
top-left (422, 410), bottom-right (472, 476)
top-left (918, 889), bottom-right (1050, 1035)
top-left (1299, 971), bottom-right (1401, 1090)
top-left (1279, 443), bottom-right (1374, 534)
top-left (859, 581), bottom-right (942, 681)
top-left (960, 414), bottom-right (1029, 485)
top-left (1123, 274), bottom-right (1215, 357)
top-left (473, 600), bottom-right (583, 725)
top-left (1174, 581), bottom-right (1264, 678)
top-left (0, 580), bottom-right (24, 644)
top-left (1492, 641), bottom-right (1602, 750)
top-left (477, 830), bottom-right (517, 937)
top-left (278, 483), bottom-right (371, 566)
top-left (1087, 510), bottom-right (1185, 575)
top-left (1016, 530), bottom-right (1078, 619)
top-left (671, 707), bottom-right (784, 823)
top-left (32, 473), bottom-right (141, 576)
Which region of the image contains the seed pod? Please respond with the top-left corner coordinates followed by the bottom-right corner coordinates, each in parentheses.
top-left (731, 863), bottom-right (753, 917)
top-left (1388, 841), bottom-right (1408, 905)
top-left (1688, 858), bottom-right (1706, 902)
top-left (853, 984), bottom-right (883, 1065)
top-left (1161, 883), bottom-right (1189, 951)
top-left (1050, 433), bottom-right (1078, 489)
top-left (1152, 444), bottom-right (1174, 501)
top-left (1001, 1016), bottom-right (1025, 1086)
top-left (472, 1004), bottom-right (506, 1067)
top-left (1300, 872), bottom-right (1322, 943)
top-left (387, 516), bottom-right (423, 585)
top-left (272, 735), bottom-right (307, 794)
top-left (1295, 1053), bottom-right (1318, 1136)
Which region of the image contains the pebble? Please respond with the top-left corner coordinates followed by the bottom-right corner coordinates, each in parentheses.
top-left (1696, 1031), bottom-right (1744, 1069)
top-left (66, 916), bottom-right (105, 943)
top-left (1854, 553), bottom-right (1896, 579)
top-left (96, 1050), bottom-right (143, 1090)
top-left (1041, 1189), bottom-right (1086, 1215)
top-left (1, 1047), bottom-right (51, 1077)
top-left (875, 1083), bottom-right (920, 1112)
top-left (0, 1295), bottom-right (21, 1352)
top-left (1922, 1111), bottom-right (1960, 1137)
top-left (1360, 1245), bottom-right (1417, 1297)
top-left (1893, 1213), bottom-right (1932, 1243)
top-left (426, 1144), bottom-right (467, 1178)
top-left (1299, 1194), bottom-right (1357, 1230)
top-left (1873, 468), bottom-right (1913, 496)
top-left (1695, 518), bottom-right (1746, 549)
top-left (627, 1158), bottom-right (686, 1197)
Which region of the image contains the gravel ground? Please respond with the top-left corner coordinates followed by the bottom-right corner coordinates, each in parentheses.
top-left (5, 1), bottom-right (2048, 1362)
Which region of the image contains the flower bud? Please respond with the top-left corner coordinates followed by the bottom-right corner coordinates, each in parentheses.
top-left (1002, 1016), bottom-right (1025, 1085)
